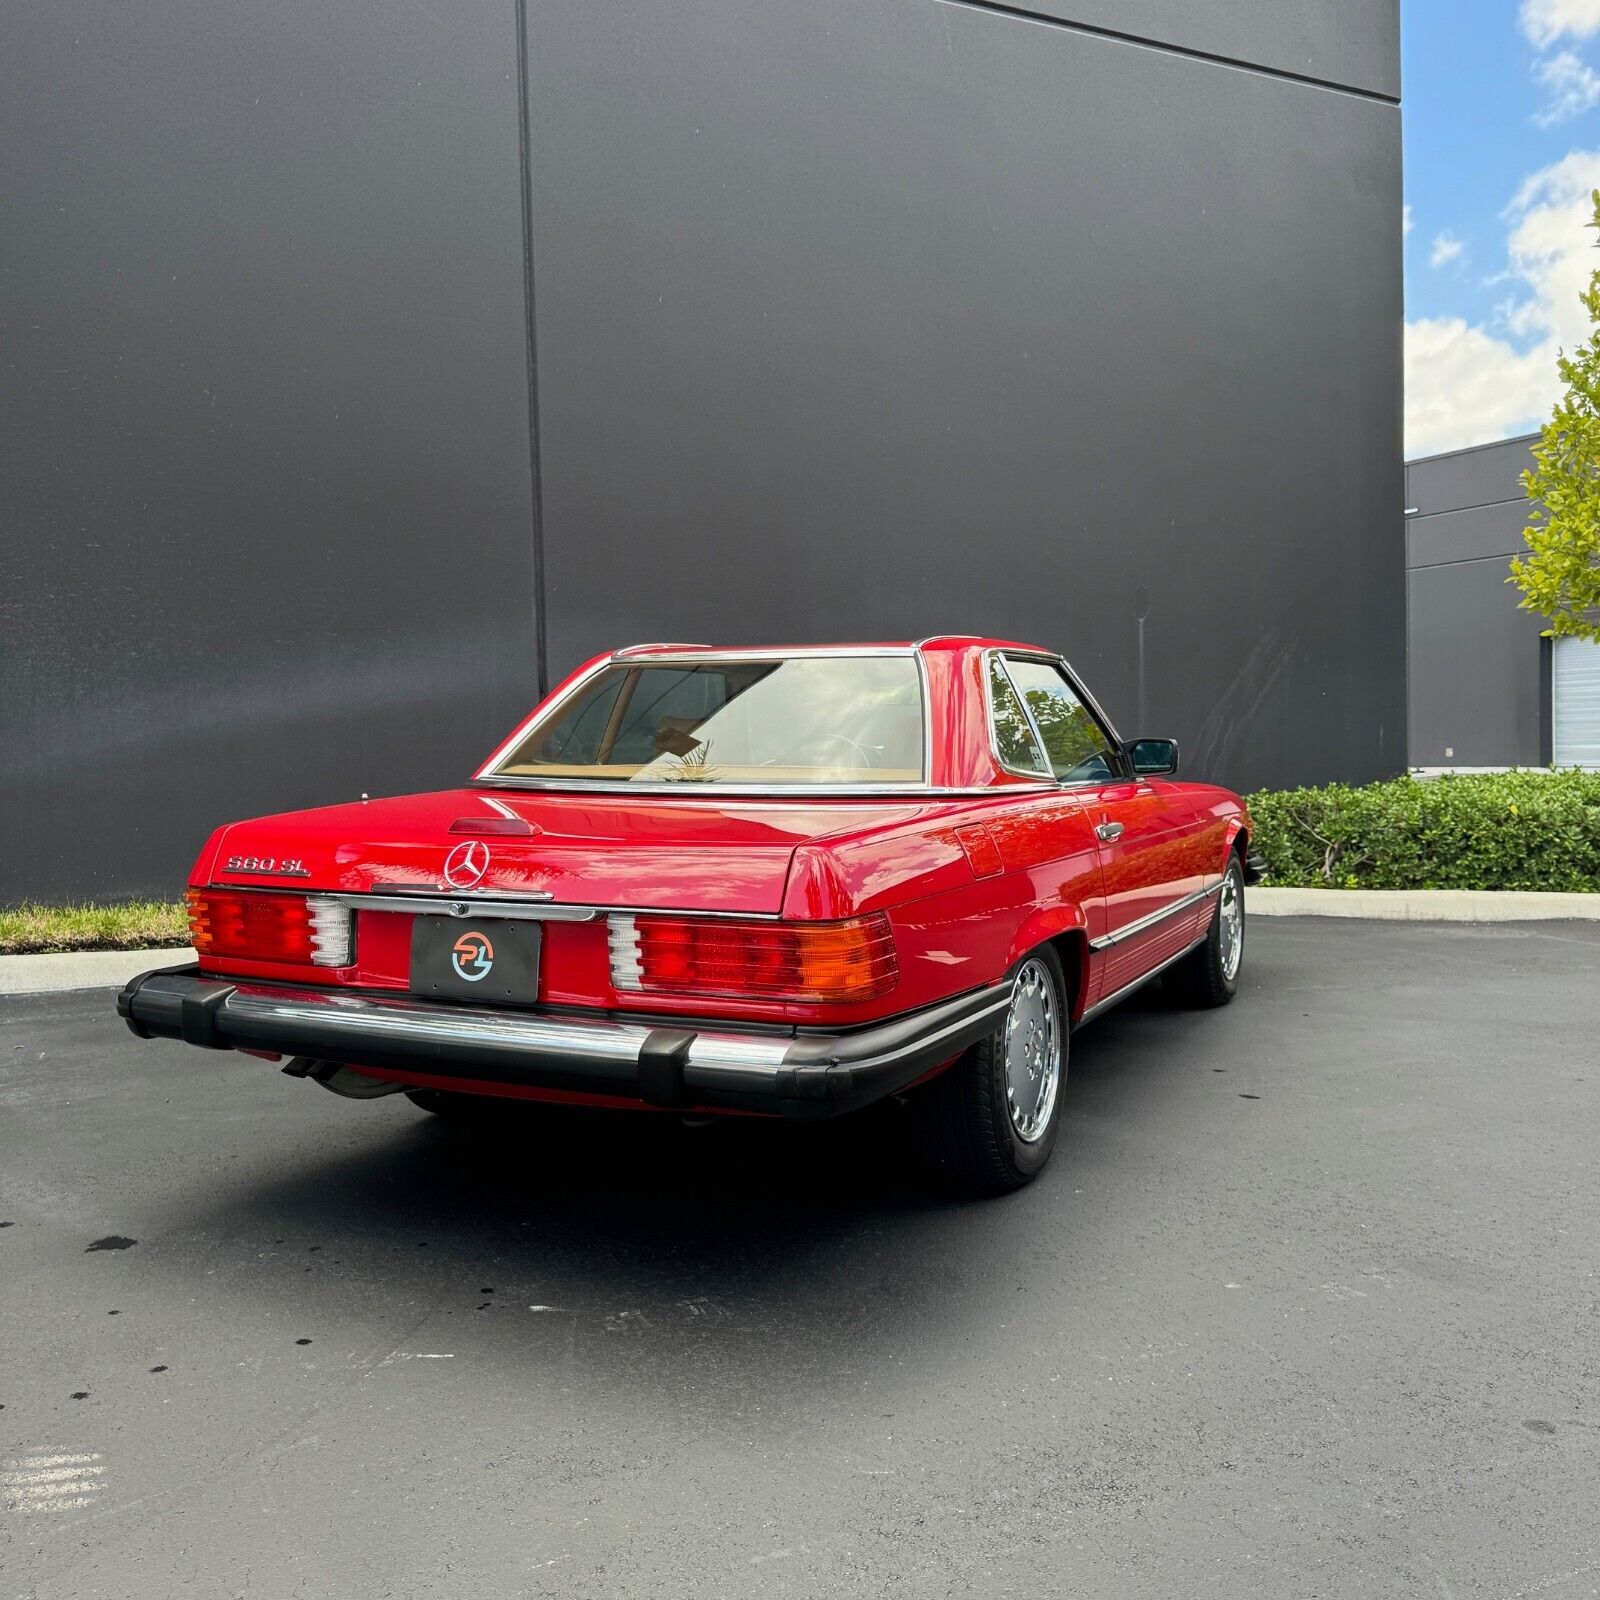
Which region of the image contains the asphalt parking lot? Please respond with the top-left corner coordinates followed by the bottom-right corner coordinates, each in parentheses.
top-left (3, 917), bottom-right (1598, 1599)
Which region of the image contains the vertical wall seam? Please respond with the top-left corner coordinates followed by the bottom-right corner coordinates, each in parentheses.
top-left (514, 0), bottom-right (549, 696)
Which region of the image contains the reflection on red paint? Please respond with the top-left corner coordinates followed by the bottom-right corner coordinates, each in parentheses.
top-left (185, 638), bottom-right (1249, 1035)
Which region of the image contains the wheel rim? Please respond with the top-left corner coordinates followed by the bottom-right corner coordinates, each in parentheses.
top-left (1004, 958), bottom-right (1060, 1144)
top-left (1219, 863), bottom-right (1244, 981)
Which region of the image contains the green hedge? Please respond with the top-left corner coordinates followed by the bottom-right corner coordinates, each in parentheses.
top-left (1245, 770), bottom-right (1600, 892)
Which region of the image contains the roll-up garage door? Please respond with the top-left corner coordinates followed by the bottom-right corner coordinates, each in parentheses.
top-left (1553, 636), bottom-right (1600, 768)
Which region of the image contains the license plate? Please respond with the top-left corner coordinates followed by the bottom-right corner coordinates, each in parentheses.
top-left (409, 917), bottom-right (541, 1006)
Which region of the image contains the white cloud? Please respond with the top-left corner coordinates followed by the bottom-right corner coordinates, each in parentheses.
top-left (1522, 0), bottom-right (1600, 48)
top-left (1430, 231), bottom-right (1465, 268)
top-left (1405, 320), bottom-right (1551, 458)
top-left (1405, 150), bottom-right (1600, 456)
top-left (1404, 203), bottom-right (1414, 236)
top-left (1534, 49), bottom-right (1600, 124)
top-left (1503, 150), bottom-right (1600, 346)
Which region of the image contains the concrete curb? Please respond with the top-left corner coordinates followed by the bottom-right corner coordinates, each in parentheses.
top-left (1249, 887), bottom-right (1600, 921)
top-left (0, 947), bottom-right (191, 997)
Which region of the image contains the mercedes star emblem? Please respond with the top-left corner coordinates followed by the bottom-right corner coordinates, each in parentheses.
top-left (442, 839), bottom-right (491, 890)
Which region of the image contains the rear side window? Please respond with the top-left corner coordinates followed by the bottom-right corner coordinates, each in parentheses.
top-left (1002, 658), bottom-right (1119, 782)
top-left (988, 658), bottom-right (1049, 776)
top-left (531, 673), bottom-right (626, 765)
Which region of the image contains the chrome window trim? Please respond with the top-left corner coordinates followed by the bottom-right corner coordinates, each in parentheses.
top-left (475, 778), bottom-right (961, 797)
top-left (475, 653), bottom-right (615, 777)
top-left (1051, 655), bottom-right (1126, 756)
top-left (981, 650), bottom-right (1052, 781)
top-left (1087, 880), bottom-right (1222, 952)
top-left (472, 779), bottom-right (1040, 798)
top-left (477, 641), bottom-right (1118, 797)
top-left (915, 646), bottom-right (935, 788)
top-left (606, 645), bottom-right (915, 663)
top-left (611, 642), bottom-right (712, 658)
top-left (478, 647), bottom-right (933, 791)
top-left (999, 654), bottom-right (1055, 771)
top-left (996, 650), bottom-right (1127, 787)
top-left (912, 633), bottom-right (984, 648)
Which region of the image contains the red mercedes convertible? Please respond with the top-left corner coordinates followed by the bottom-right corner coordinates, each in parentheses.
top-left (120, 639), bottom-right (1260, 1192)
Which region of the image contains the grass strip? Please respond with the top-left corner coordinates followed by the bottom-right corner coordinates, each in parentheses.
top-left (0, 902), bottom-right (188, 955)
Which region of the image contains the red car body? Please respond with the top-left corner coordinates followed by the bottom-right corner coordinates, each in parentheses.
top-left (120, 639), bottom-right (1255, 1171)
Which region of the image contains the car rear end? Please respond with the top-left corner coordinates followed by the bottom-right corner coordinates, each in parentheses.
top-left (119, 851), bottom-right (1005, 1120)
top-left (118, 647), bottom-right (1014, 1116)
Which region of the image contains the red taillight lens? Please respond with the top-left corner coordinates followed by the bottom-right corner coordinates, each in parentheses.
top-left (609, 914), bottom-right (898, 1004)
top-left (186, 890), bottom-right (352, 967)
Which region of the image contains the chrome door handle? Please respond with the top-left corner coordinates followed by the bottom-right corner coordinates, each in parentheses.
top-left (1096, 821), bottom-right (1124, 842)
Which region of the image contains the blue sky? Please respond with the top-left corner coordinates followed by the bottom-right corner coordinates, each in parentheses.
top-left (1403, 0), bottom-right (1600, 455)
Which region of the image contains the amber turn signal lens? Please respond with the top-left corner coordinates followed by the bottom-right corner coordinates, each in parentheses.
top-left (609, 913), bottom-right (898, 1004)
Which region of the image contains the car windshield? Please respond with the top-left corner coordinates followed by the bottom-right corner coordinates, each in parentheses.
top-left (489, 655), bottom-right (926, 786)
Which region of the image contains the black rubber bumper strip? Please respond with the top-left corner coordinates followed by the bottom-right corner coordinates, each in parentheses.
top-left (115, 965), bottom-right (1009, 1120)
top-left (117, 962), bottom-right (214, 1040)
top-left (180, 981), bottom-right (236, 1048)
top-left (637, 1027), bottom-right (695, 1107)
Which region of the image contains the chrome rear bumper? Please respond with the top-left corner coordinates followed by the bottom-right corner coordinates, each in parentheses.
top-left (117, 965), bottom-right (1008, 1119)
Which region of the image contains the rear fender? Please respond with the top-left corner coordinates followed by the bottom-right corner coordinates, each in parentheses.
top-left (1005, 904), bottom-right (1091, 1021)
top-left (781, 844), bottom-right (855, 919)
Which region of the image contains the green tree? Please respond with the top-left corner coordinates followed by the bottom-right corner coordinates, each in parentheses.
top-left (1511, 188), bottom-right (1600, 640)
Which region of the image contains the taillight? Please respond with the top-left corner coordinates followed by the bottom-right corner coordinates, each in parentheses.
top-left (609, 914), bottom-right (897, 1004)
top-left (185, 890), bottom-right (352, 967)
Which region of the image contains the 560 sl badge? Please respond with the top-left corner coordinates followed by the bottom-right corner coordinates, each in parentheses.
top-left (225, 855), bottom-right (310, 877)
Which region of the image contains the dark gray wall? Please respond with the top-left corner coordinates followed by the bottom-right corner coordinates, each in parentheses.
top-left (2, 1), bottom-right (539, 904)
top-left (530, 0), bottom-right (1404, 794)
top-left (991, 0), bottom-right (1399, 97)
top-left (2, 0), bottom-right (1401, 904)
top-left (1405, 436), bottom-right (1546, 768)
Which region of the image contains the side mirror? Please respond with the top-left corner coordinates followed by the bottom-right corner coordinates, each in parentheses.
top-left (1127, 737), bottom-right (1179, 777)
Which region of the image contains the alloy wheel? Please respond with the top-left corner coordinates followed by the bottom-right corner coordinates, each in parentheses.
top-left (1219, 863), bottom-right (1244, 981)
top-left (1003, 957), bottom-right (1061, 1144)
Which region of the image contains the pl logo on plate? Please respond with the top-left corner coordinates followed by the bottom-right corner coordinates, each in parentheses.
top-left (451, 930), bottom-right (495, 983)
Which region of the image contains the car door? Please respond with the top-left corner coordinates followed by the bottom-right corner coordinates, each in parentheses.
top-left (998, 655), bottom-right (1198, 1003)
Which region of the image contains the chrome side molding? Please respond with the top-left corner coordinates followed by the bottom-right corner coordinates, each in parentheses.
top-left (1075, 932), bottom-right (1209, 1026)
top-left (1087, 880), bottom-right (1222, 952)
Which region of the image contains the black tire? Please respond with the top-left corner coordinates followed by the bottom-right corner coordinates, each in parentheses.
top-left (1167, 853), bottom-right (1244, 1008)
top-left (913, 945), bottom-right (1068, 1195)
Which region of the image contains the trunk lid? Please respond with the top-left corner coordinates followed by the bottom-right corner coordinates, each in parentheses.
top-left (207, 788), bottom-right (926, 915)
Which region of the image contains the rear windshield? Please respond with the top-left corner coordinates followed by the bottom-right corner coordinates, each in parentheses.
top-left (490, 656), bottom-right (925, 786)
